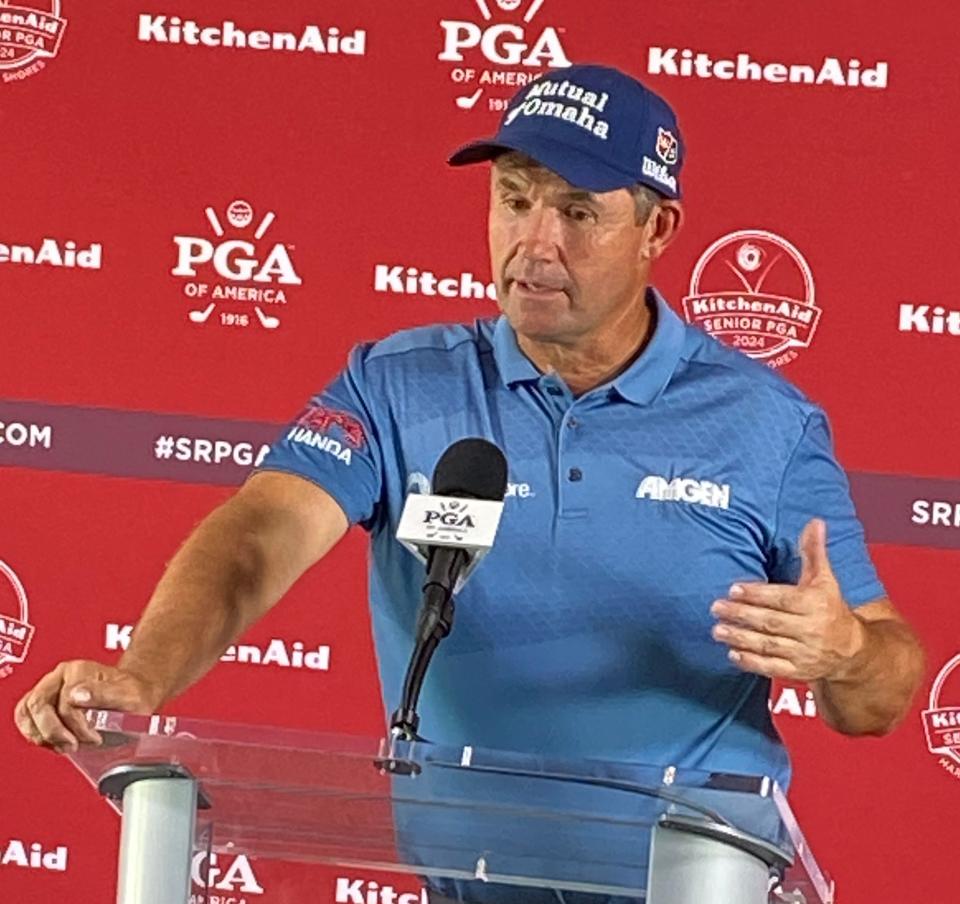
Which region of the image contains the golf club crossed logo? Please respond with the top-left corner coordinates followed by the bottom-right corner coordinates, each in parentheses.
top-left (172, 197), bottom-right (302, 331)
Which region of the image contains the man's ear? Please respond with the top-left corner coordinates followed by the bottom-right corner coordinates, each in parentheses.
top-left (641, 201), bottom-right (684, 262)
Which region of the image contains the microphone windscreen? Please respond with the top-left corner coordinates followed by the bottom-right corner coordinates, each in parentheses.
top-left (432, 438), bottom-right (508, 501)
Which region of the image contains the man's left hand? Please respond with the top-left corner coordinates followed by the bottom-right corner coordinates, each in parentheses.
top-left (710, 518), bottom-right (866, 681)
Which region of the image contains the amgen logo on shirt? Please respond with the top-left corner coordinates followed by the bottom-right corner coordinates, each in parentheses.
top-left (636, 475), bottom-right (731, 510)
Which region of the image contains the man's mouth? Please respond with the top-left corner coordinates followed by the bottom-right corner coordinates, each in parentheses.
top-left (512, 279), bottom-right (565, 296)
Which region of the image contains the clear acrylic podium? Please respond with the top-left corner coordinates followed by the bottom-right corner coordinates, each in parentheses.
top-left (68, 710), bottom-right (834, 904)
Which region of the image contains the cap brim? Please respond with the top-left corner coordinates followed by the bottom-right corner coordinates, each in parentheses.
top-left (447, 134), bottom-right (640, 194)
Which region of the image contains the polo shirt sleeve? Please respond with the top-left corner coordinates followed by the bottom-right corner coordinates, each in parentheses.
top-left (766, 409), bottom-right (886, 607)
top-left (255, 344), bottom-right (385, 529)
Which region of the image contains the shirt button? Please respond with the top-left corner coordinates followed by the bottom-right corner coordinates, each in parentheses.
top-left (567, 418), bottom-right (579, 429)
top-left (568, 467), bottom-right (583, 482)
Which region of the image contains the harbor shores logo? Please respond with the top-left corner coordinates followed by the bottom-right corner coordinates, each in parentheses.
top-left (438, 0), bottom-right (571, 113)
top-left (171, 198), bottom-right (303, 331)
top-left (0, 1), bottom-right (67, 83)
top-left (0, 559), bottom-right (34, 680)
top-left (683, 230), bottom-right (821, 369)
top-left (922, 653), bottom-right (960, 782)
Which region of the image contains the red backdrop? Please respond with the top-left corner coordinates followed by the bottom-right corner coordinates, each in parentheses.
top-left (2, 1), bottom-right (959, 901)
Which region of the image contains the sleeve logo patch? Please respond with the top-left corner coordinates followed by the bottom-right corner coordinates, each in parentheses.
top-left (294, 405), bottom-right (366, 448)
top-left (286, 405), bottom-right (367, 465)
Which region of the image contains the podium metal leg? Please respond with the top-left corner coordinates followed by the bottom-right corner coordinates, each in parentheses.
top-left (108, 770), bottom-right (198, 904)
top-left (647, 814), bottom-right (790, 904)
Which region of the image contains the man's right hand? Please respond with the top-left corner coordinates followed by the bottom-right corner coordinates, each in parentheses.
top-left (13, 472), bottom-right (349, 756)
top-left (13, 661), bottom-right (160, 754)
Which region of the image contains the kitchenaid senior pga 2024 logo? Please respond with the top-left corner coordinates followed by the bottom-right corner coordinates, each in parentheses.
top-left (0, 559), bottom-right (34, 679)
top-left (0, 0), bottom-right (67, 83)
top-left (171, 198), bottom-right (302, 331)
top-left (438, 0), bottom-right (571, 114)
top-left (682, 229), bottom-right (822, 369)
top-left (922, 653), bottom-right (960, 783)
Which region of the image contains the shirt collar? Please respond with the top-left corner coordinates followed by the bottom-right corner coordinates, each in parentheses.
top-left (492, 287), bottom-right (686, 405)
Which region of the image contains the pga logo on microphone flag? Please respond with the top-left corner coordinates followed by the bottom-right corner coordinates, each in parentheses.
top-left (397, 494), bottom-right (504, 553)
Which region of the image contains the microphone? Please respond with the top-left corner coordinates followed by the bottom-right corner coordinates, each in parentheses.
top-left (390, 438), bottom-right (508, 740)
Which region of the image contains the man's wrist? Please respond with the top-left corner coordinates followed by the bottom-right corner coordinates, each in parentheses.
top-left (825, 611), bottom-right (869, 684)
top-left (116, 658), bottom-right (168, 711)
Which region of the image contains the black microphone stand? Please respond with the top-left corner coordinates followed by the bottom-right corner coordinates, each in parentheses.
top-left (389, 546), bottom-right (468, 741)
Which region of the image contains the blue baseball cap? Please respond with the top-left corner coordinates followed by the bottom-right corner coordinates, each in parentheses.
top-left (448, 64), bottom-right (684, 199)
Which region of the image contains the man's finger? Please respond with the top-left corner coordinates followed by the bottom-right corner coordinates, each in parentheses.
top-left (63, 675), bottom-right (152, 714)
top-left (712, 623), bottom-right (803, 661)
top-left (726, 582), bottom-right (809, 613)
top-left (727, 649), bottom-right (799, 680)
top-left (798, 517), bottom-right (834, 587)
top-left (25, 698), bottom-right (79, 752)
top-left (13, 696), bottom-right (45, 747)
top-left (56, 693), bottom-right (102, 745)
top-left (16, 667), bottom-right (79, 750)
top-left (711, 601), bottom-right (807, 639)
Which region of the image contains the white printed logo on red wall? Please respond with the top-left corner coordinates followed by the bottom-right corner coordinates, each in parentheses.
top-left (373, 263), bottom-right (496, 301)
top-left (0, 237), bottom-right (101, 268)
top-left (0, 559), bottom-right (34, 680)
top-left (682, 230), bottom-right (822, 369)
top-left (647, 46), bottom-right (888, 90)
top-left (105, 623), bottom-right (330, 671)
top-left (0, 1), bottom-right (68, 84)
top-left (0, 838), bottom-right (67, 871)
top-left (137, 13), bottom-right (365, 57)
top-left (336, 876), bottom-right (428, 904)
top-left (438, 0), bottom-right (571, 113)
top-left (922, 653), bottom-right (960, 783)
top-left (171, 199), bottom-right (302, 331)
top-left (193, 851), bottom-right (264, 901)
top-left (769, 685), bottom-right (818, 719)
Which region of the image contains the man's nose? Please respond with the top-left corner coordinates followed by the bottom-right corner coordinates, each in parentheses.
top-left (517, 206), bottom-right (562, 260)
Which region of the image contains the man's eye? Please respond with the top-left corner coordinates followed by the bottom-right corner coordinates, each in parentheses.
top-left (503, 197), bottom-right (531, 212)
top-left (565, 207), bottom-right (594, 223)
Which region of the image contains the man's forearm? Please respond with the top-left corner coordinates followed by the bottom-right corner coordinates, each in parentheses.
top-left (118, 502), bottom-right (276, 708)
top-left (813, 615), bottom-right (925, 736)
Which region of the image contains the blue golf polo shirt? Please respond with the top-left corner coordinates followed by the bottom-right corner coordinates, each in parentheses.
top-left (258, 288), bottom-right (884, 791)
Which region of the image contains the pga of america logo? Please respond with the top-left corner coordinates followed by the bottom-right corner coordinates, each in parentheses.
top-left (424, 499), bottom-right (477, 541)
top-left (0, 0), bottom-right (68, 84)
top-left (438, 0), bottom-right (571, 113)
top-left (192, 851), bottom-right (264, 902)
top-left (171, 198), bottom-right (303, 331)
top-left (922, 653), bottom-right (960, 783)
top-left (682, 230), bottom-right (822, 369)
top-left (0, 559), bottom-right (34, 680)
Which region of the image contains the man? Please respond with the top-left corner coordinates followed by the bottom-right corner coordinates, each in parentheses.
top-left (16, 61), bottom-right (921, 828)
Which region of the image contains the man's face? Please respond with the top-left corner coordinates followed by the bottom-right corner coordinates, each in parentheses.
top-left (488, 158), bottom-right (652, 345)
